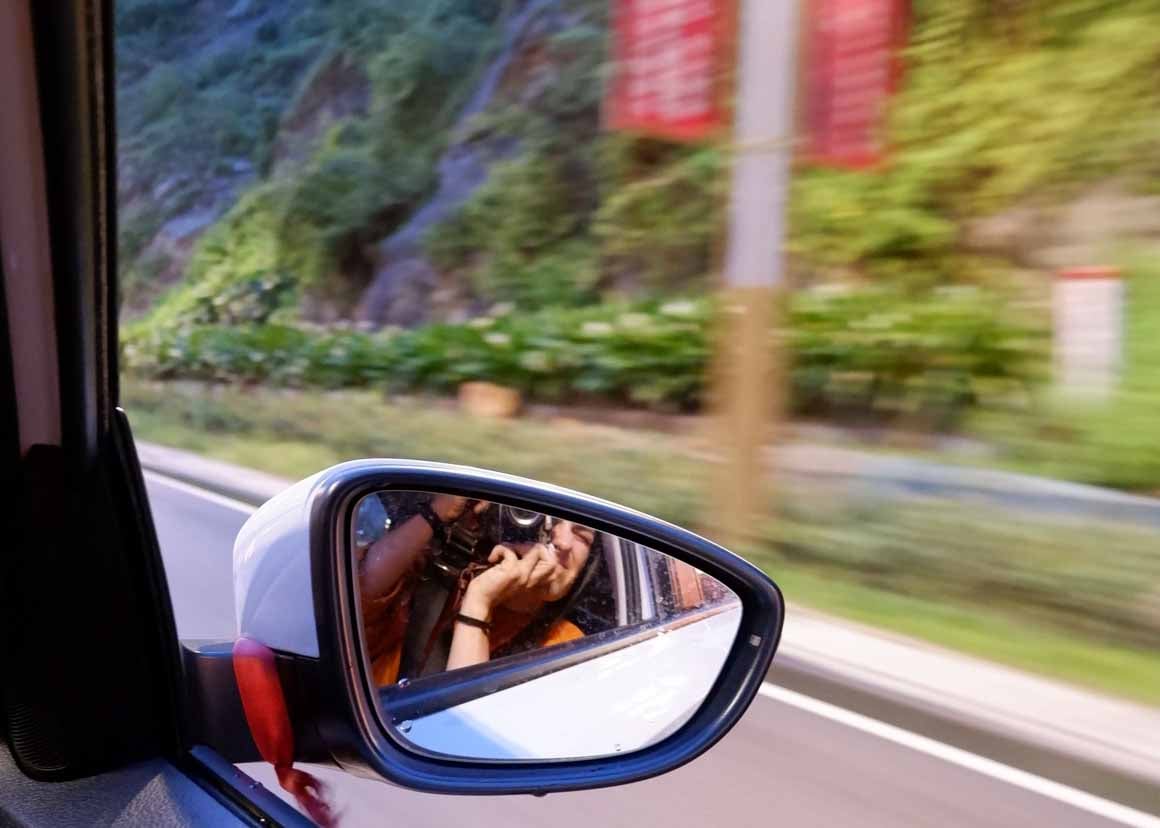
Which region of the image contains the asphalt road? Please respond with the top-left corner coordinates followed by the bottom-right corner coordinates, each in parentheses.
top-left (146, 472), bottom-right (1152, 828)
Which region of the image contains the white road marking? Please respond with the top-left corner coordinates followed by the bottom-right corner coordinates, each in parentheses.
top-left (150, 477), bottom-right (1160, 826)
top-left (759, 683), bottom-right (1160, 828)
top-left (143, 470), bottom-right (259, 516)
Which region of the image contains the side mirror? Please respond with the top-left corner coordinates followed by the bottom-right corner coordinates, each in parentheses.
top-left (231, 460), bottom-right (784, 795)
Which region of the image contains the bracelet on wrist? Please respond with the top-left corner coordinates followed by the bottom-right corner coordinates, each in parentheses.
top-left (416, 502), bottom-right (446, 536)
top-left (455, 612), bottom-right (492, 633)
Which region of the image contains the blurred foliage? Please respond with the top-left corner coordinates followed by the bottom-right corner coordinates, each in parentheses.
top-left (424, 19), bottom-right (611, 308)
top-left (424, 19), bottom-right (728, 304)
top-left (144, 186), bottom-right (298, 328)
top-left (121, 0), bottom-right (1160, 303)
top-left (124, 287), bottom-right (1043, 421)
top-left (427, 149), bottom-right (602, 307)
top-left (278, 130), bottom-right (433, 288)
top-left (767, 491), bottom-right (1160, 649)
top-left (123, 377), bottom-right (1160, 678)
top-left (791, 0), bottom-right (1160, 286)
top-left (116, 1), bottom-right (319, 190)
top-left (593, 140), bottom-right (726, 290)
top-left (428, 0), bottom-right (1160, 299)
top-left (791, 286), bottom-right (1045, 427)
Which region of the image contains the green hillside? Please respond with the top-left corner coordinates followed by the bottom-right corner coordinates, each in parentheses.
top-left (119, 0), bottom-right (1160, 432)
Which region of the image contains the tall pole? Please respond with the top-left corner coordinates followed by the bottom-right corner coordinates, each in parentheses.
top-left (712, 0), bottom-right (800, 550)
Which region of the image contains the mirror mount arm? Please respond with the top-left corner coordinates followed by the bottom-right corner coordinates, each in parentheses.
top-left (232, 637), bottom-right (339, 827)
top-left (179, 641), bottom-right (331, 767)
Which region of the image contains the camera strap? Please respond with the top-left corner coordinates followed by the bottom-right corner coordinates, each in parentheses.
top-left (418, 561), bottom-right (489, 671)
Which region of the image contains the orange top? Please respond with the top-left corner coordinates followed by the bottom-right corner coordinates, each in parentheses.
top-left (363, 580), bottom-right (414, 687)
top-left (541, 618), bottom-right (584, 647)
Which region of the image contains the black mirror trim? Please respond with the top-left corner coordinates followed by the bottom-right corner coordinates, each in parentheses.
top-left (306, 460), bottom-right (784, 795)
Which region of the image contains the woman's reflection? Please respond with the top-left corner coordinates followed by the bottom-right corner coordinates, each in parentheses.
top-left (356, 494), bottom-right (479, 685)
top-left (355, 493), bottom-right (599, 686)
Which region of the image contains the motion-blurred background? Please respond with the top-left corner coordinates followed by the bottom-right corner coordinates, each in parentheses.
top-left (116, 0), bottom-right (1158, 715)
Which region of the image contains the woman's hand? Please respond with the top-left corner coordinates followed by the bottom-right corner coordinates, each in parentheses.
top-left (359, 498), bottom-right (487, 602)
top-left (449, 543), bottom-right (559, 672)
top-left (430, 495), bottom-right (467, 522)
top-left (460, 543), bottom-right (558, 620)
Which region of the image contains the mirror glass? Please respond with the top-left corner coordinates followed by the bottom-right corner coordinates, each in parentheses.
top-left (351, 490), bottom-right (742, 762)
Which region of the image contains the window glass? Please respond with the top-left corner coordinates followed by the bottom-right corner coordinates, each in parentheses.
top-left (117, 0), bottom-right (1160, 824)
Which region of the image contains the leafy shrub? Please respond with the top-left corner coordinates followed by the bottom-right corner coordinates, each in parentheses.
top-left (364, 4), bottom-right (493, 140)
top-left (124, 288), bottom-right (1044, 420)
top-left (281, 137), bottom-right (431, 284)
top-left (593, 140), bottom-right (725, 291)
top-left (144, 186), bottom-right (298, 328)
top-left (789, 286), bottom-right (1044, 425)
top-left (422, 16), bottom-right (608, 308)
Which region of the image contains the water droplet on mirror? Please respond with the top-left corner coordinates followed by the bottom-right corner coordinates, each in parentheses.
top-left (397, 677), bottom-right (410, 688)
top-left (398, 720), bottom-right (413, 734)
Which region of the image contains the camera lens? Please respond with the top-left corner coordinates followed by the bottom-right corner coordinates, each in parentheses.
top-left (502, 506), bottom-right (544, 529)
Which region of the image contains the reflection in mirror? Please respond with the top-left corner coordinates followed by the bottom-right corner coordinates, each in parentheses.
top-left (351, 490), bottom-right (742, 762)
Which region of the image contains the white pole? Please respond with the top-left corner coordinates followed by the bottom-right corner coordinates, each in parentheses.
top-left (723, 0), bottom-right (800, 292)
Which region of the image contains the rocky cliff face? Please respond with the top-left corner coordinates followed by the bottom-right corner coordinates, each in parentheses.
top-left (355, 0), bottom-right (569, 327)
top-left (116, 0), bottom-right (332, 312)
top-left (117, 0), bottom-right (578, 324)
top-left (121, 0), bottom-right (1160, 330)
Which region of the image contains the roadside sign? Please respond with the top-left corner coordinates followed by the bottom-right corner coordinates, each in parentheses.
top-left (804, 0), bottom-right (907, 167)
top-left (605, 0), bottom-right (734, 142)
top-left (1054, 267), bottom-right (1123, 399)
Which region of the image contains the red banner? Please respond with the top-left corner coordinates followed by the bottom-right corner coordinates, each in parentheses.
top-left (605, 0), bottom-right (733, 142)
top-left (804, 0), bottom-right (907, 168)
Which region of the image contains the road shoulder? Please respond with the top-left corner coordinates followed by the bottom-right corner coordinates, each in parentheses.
top-left (137, 439), bottom-right (1160, 815)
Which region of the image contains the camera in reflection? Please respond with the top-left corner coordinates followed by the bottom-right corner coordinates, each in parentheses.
top-left (432, 502), bottom-right (554, 583)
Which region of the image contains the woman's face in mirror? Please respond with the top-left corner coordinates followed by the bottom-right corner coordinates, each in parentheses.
top-left (538, 521), bottom-right (595, 602)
